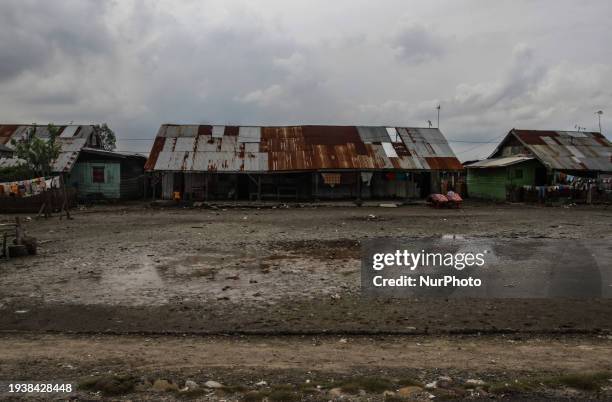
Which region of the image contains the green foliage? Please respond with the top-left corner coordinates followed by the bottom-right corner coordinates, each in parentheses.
top-left (95, 123), bottom-right (117, 151)
top-left (0, 164), bottom-right (35, 182)
top-left (543, 371), bottom-right (610, 391)
top-left (10, 124), bottom-right (61, 177)
top-left (78, 374), bottom-right (137, 396)
top-left (339, 377), bottom-right (394, 394)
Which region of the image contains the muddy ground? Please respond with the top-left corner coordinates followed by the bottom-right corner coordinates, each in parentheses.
top-left (0, 201), bottom-right (611, 400)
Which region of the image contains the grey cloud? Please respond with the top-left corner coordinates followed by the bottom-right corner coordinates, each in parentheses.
top-left (0, 0), bottom-right (112, 81)
top-left (0, 0), bottom-right (609, 162)
top-left (391, 24), bottom-right (446, 64)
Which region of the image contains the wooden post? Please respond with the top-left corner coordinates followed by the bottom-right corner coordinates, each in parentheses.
top-left (205, 173), bottom-right (209, 201)
top-left (234, 174), bottom-right (238, 201)
top-left (37, 197), bottom-right (46, 219)
top-left (59, 175), bottom-right (72, 220)
top-left (356, 171), bottom-right (361, 201)
top-left (314, 172), bottom-right (319, 201)
top-left (15, 217), bottom-right (23, 245)
top-left (257, 175), bottom-right (261, 201)
top-left (143, 174), bottom-right (147, 199)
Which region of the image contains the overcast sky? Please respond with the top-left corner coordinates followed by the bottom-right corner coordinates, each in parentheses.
top-left (1, 0), bottom-right (610, 160)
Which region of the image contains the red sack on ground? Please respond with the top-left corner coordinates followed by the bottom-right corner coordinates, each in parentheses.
top-left (446, 192), bottom-right (463, 202)
top-left (427, 193), bottom-right (449, 203)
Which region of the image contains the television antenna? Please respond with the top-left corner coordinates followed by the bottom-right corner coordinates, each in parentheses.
top-left (595, 110), bottom-right (603, 133)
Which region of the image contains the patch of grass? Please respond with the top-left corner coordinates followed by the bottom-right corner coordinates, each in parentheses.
top-left (339, 377), bottom-right (394, 394)
top-left (243, 390), bottom-right (267, 402)
top-left (296, 383), bottom-right (319, 394)
top-left (384, 395), bottom-right (407, 402)
top-left (175, 388), bottom-right (207, 399)
top-left (78, 374), bottom-right (137, 396)
top-left (268, 390), bottom-right (301, 401)
top-left (397, 378), bottom-right (423, 387)
top-left (271, 384), bottom-right (295, 392)
top-left (339, 382), bottom-right (360, 394)
top-left (543, 372), bottom-right (610, 391)
top-left (488, 371), bottom-right (611, 394)
top-left (223, 384), bottom-right (249, 393)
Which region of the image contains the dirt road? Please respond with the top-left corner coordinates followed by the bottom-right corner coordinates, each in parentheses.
top-left (1, 333), bottom-right (610, 400)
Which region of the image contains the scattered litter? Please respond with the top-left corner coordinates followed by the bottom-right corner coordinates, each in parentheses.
top-left (14, 310), bottom-right (29, 314)
top-left (255, 380), bottom-right (267, 387)
top-left (398, 386), bottom-right (423, 397)
top-left (379, 203), bottom-right (398, 208)
top-left (338, 338), bottom-right (348, 343)
top-left (204, 380), bottom-right (223, 389)
top-left (465, 379), bottom-right (486, 386)
top-left (152, 379), bottom-right (178, 392)
top-left (184, 380), bottom-right (198, 390)
top-left (436, 376), bottom-right (453, 388)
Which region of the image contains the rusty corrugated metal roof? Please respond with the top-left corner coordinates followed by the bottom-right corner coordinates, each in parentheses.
top-left (145, 124), bottom-right (462, 172)
top-left (0, 124), bottom-right (105, 173)
top-left (491, 129), bottom-right (612, 172)
top-left (465, 155), bottom-right (536, 168)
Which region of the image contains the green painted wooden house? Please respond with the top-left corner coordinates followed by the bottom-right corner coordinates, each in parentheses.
top-left (67, 148), bottom-right (146, 200)
top-left (466, 156), bottom-right (546, 200)
top-left (466, 129), bottom-right (612, 201)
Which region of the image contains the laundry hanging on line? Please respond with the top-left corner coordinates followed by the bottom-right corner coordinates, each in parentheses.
top-left (0, 176), bottom-right (61, 198)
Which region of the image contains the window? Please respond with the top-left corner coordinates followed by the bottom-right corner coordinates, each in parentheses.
top-left (92, 166), bottom-right (105, 183)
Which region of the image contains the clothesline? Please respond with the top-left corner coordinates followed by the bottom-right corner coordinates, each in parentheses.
top-left (0, 176), bottom-right (61, 198)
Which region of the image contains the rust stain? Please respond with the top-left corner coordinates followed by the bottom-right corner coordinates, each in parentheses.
top-left (225, 126), bottom-right (239, 136)
top-left (197, 125), bottom-right (212, 136)
top-left (181, 151), bottom-right (190, 171)
top-left (0, 125), bottom-right (20, 144)
top-left (514, 130), bottom-right (559, 145)
top-left (144, 137), bottom-right (165, 171)
top-left (425, 157), bottom-right (464, 170)
top-left (146, 124), bottom-right (465, 173)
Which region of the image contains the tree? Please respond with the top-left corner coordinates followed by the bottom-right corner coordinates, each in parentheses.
top-left (10, 124), bottom-right (61, 177)
top-left (0, 164), bottom-right (35, 182)
top-left (95, 123), bottom-right (116, 151)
